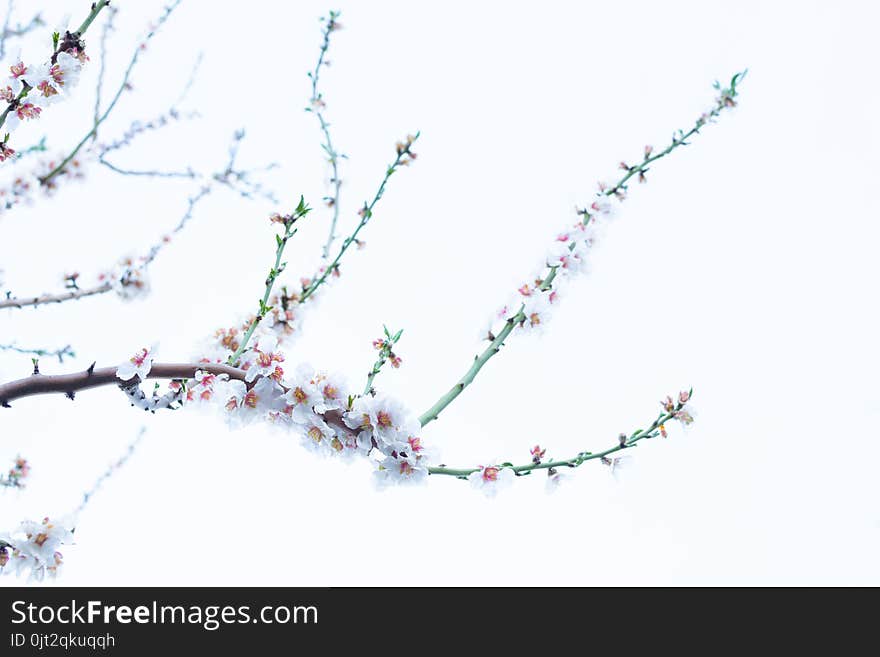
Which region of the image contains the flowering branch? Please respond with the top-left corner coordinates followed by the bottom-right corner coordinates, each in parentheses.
top-left (363, 326), bottom-right (403, 395)
top-left (418, 73), bottom-right (746, 428)
top-left (428, 391), bottom-right (694, 483)
top-left (0, 362), bottom-right (246, 407)
top-left (306, 10), bottom-right (344, 260)
top-left (227, 197), bottom-right (311, 366)
top-left (0, 426), bottom-right (143, 580)
top-left (39, 1), bottom-right (182, 185)
top-left (0, 0), bottom-right (111, 145)
top-left (299, 133), bottom-right (418, 304)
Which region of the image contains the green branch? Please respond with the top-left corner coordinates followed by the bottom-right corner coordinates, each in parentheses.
top-left (363, 325), bottom-right (403, 395)
top-left (428, 396), bottom-right (690, 478)
top-left (417, 72), bottom-right (746, 428)
top-left (299, 133), bottom-right (419, 304)
top-left (228, 197), bottom-right (311, 366)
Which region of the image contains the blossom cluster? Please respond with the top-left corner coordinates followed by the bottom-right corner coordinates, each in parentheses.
top-left (0, 516), bottom-right (76, 581)
top-left (115, 343), bottom-right (434, 484)
top-left (1, 40), bottom-right (87, 160)
top-left (660, 390), bottom-right (696, 431)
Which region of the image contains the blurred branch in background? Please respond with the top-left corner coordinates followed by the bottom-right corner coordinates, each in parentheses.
top-left (0, 132), bottom-right (276, 310)
top-left (0, 1), bottom-right (43, 60)
top-left (0, 342), bottom-right (75, 363)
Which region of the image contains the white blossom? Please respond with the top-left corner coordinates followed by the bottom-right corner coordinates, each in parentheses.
top-left (468, 465), bottom-right (516, 496)
top-left (0, 516), bottom-right (75, 581)
top-left (116, 345), bottom-right (157, 382)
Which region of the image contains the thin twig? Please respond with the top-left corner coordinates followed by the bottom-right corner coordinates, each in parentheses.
top-left (39, 1), bottom-right (183, 185)
top-left (0, 2), bottom-right (43, 60)
top-left (0, 283), bottom-right (112, 310)
top-left (307, 11), bottom-right (344, 260)
top-left (92, 4), bottom-right (118, 140)
top-left (227, 198), bottom-right (311, 365)
top-left (299, 133), bottom-right (419, 305)
top-left (0, 343), bottom-right (75, 363)
top-left (74, 427), bottom-right (146, 516)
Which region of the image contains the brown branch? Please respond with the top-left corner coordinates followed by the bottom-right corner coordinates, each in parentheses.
top-left (0, 282), bottom-right (112, 309)
top-left (0, 362), bottom-right (247, 406)
top-left (0, 360), bottom-right (353, 440)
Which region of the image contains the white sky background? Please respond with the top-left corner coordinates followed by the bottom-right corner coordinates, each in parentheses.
top-left (0, 0), bottom-right (878, 585)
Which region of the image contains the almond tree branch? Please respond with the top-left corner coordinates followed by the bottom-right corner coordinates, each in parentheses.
top-left (39, 0), bottom-right (182, 186)
top-left (0, 0), bottom-right (111, 133)
top-left (0, 359), bottom-right (366, 471)
top-left (96, 157), bottom-right (196, 179)
top-left (0, 282), bottom-right (112, 309)
top-left (428, 402), bottom-right (684, 478)
top-left (0, 362), bottom-right (248, 406)
top-left (417, 73), bottom-right (746, 428)
top-left (2, 133), bottom-right (273, 311)
top-left (299, 133), bottom-right (419, 304)
top-left (307, 10), bottom-right (344, 260)
top-left (363, 325), bottom-right (402, 395)
top-left (227, 197), bottom-right (311, 365)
